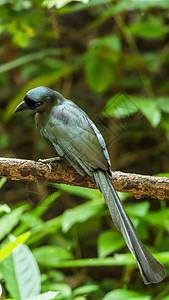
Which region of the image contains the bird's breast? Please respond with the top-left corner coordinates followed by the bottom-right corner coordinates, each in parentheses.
top-left (35, 104), bottom-right (73, 140)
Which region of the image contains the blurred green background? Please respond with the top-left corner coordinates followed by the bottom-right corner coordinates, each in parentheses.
top-left (0, 0), bottom-right (169, 299)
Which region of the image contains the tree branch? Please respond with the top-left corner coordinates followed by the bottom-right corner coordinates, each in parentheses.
top-left (0, 157), bottom-right (169, 200)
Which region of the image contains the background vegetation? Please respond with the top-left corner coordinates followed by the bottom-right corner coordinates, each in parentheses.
top-left (0, 0), bottom-right (169, 299)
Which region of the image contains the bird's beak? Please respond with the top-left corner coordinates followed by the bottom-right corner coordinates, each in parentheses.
top-left (14, 101), bottom-right (30, 113)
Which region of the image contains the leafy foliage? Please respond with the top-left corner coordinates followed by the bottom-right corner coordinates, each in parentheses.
top-left (0, 232), bottom-right (30, 262)
top-left (1, 235), bottom-right (41, 300)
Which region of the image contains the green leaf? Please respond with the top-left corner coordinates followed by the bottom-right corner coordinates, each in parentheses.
top-left (73, 284), bottom-right (99, 296)
top-left (134, 221), bottom-right (149, 241)
top-left (14, 192), bottom-right (61, 237)
top-left (0, 207), bottom-right (26, 240)
top-left (20, 213), bottom-right (43, 227)
top-left (33, 191), bottom-right (61, 217)
top-left (102, 93), bottom-right (138, 117)
top-left (145, 208), bottom-right (169, 230)
top-left (125, 202), bottom-right (150, 218)
top-left (1, 235), bottom-right (41, 300)
top-left (26, 291), bottom-right (59, 300)
top-left (90, 35), bottom-right (121, 52)
top-left (73, 297), bottom-right (87, 300)
top-left (157, 173), bottom-right (169, 178)
top-left (103, 94), bottom-right (162, 126)
top-left (129, 19), bottom-right (168, 39)
top-left (136, 97), bottom-right (161, 127)
top-left (0, 232), bottom-right (30, 262)
top-left (98, 230), bottom-right (125, 258)
top-left (0, 204), bottom-right (11, 214)
top-left (43, 283), bottom-right (72, 298)
top-left (130, 0), bottom-right (169, 9)
top-left (84, 34), bottom-right (121, 93)
top-left (49, 183), bottom-right (98, 199)
top-left (43, 0), bottom-right (88, 9)
top-left (0, 49), bottom-right (63, 74)
top-left (58, 0), bottom-right (112, 14)
top-left (0, 177), bottom-right (6, 189)
top-left (32, 252), bottom-right (168, 268)
top-left (85, 53), bottom-right (114, 93)
top-left (62, 198), bottom-right (104, 232)
top-left (33, 246), bottom-right (73, 267)
top-left (156, 97), bottom-right (169, 113)
top-left (103, 289), bottom-right (151, 300)
top-left (120, 75), bottom-right (141, 89)
top-left (27, 215), bottom-right (62, 245)
top-left (87, 63), bottom-right (113, 93)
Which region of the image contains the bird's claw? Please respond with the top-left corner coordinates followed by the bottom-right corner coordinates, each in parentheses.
top-left (38, 157), bottom-right (61, 174)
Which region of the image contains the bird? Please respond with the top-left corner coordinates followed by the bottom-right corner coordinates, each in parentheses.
top-left (14, 86), bottom-right (166, 284)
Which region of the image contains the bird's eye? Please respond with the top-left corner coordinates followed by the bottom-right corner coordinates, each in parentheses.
top-left (24, 96), bottom-right (36, 109)
top-left (35, 101), bottom-right (43, 107)
top-left (24, 96), bottom-right (43, 109)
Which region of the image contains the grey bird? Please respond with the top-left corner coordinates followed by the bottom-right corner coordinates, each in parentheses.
top-left (14, 86), bottom-right (166, 284)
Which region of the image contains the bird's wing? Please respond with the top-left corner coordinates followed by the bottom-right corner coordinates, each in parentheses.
top-left (45, 101), bottom-right (110, 177)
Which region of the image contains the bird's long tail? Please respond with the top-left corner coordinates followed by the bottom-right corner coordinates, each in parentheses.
top-left (93, 170), bottom-right (166, 284)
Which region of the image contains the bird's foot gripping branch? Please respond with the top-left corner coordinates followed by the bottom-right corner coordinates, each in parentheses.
top-left (38, 157), bottom-right (62, 174)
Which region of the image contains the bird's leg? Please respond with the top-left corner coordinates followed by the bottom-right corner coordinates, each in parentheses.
top-left (38, 157), bottom-right (61, 173)
top-left (38, 157), bottom-right (61, 163)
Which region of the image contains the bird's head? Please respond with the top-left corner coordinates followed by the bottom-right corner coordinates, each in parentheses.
top-left (14, 86), bottom-right (63, 113)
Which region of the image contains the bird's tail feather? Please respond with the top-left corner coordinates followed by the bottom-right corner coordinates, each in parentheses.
top-left (93, 170), bottom-right (166, 284)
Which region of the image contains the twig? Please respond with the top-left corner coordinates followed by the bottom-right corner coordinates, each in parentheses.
top-left (0, 157), bottom-right (169, 200)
